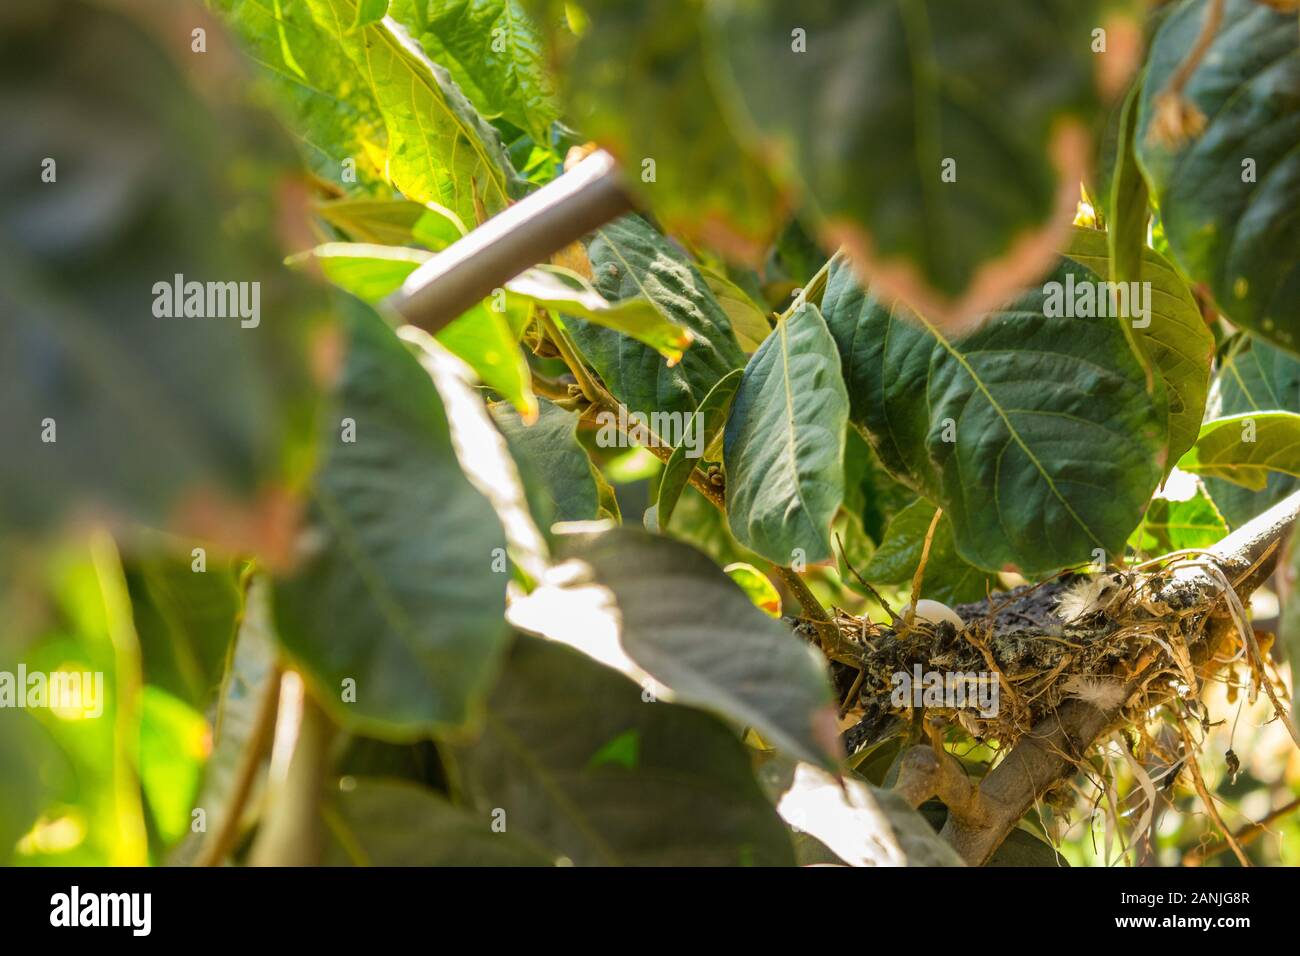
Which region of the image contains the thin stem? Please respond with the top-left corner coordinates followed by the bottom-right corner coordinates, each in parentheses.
top-left (1185, 795), bottom-right (1300, 866)
top-left (1177, 716), bottom-right (1250, 867)
top-left (540, 310), bottom-right (606, 404)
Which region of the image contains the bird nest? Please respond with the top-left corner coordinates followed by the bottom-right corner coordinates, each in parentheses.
top-left (832, 559), bottom-right (1280, 760)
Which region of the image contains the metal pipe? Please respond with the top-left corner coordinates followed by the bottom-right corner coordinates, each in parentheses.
top-left (385, 149), bottom-right (634, 333)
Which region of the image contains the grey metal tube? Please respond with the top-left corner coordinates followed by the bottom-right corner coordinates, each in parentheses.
top-left (385, 149), bottom-right (634, 333)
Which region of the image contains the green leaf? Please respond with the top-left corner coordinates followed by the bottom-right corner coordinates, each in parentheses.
top-left (776, 762), bottom-right (964, 867)
top-left (387, 0), bottom-right (558, 142)
top-left (1129, 482), bottom-right (1228, 555)
top-left (723, 304), bottom-right (848, 565)
top-left (658, 368), bottom-right (743, 530)
top-left (305, 0), bottom-right (521, 225)
top-left (1178, 412), bottom-right (1300, 490)
top-left (455, 635), bottom-right (796, 865)
top-left (823, 256), bottom-right (1167, 574)
top-left (215, 0), bottom-right (389, 192)
top-left (986, 827), bottom-right (1064, 867)
top-left (0, 0), bottom-right (322, 545)
top-left (125, 550), bottom-right (242, 710)
top-left (290, 242), bottom-right (431, 302)
top-left (510, 528), bottom-right (838, 768)
top-left (316, 197), bottom-right (466, 248)
top-left (0, 709), bottom-right (64, 865)
top-left (434, 304), bottom-right (538, 420)
top-left (352, 0), bottom-right (389, 30)
top-left (563, 0), bottom-right (785, 260)
top-left (1062, 225), bottom-right (1214, 467)
top-left (324, 778), bottom-right (553, 865)
top-left (862, 499), bottom-right (998, 606)
top-left (723, 563), bottom-right (782, 618)
top-left (1136, 0), bottom-right (1300, 354)
top-left (491, 398), bottom-right (601, 528)
top-left (700, 265), bottom-right (774, 352)
top-left (273, 302), bottom-right (510, 738)
top-left (170, 577), bottom-right (278, 865)
top-left (508, 266), bottom-right (693, 362)
top-left (138, 687), bottom-right (207, 847)
top-left (568, 215), bottom-right (746, 419)
top-left (1108, 78), bottom-right (1151, 293)
top-left (291, 244), bottom-right (536, 418)
top-left (1203, 337), bottom-right (1300, 527)
top-left (710, 0), bottom-right (1108, 325)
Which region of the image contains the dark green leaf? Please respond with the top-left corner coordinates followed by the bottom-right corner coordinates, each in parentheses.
top-left (658, 368), bottom-right (743, 530)
top-left (455, 635), bottom-right (795, 865)
top-left (823, 256), bottom-right (1166, 573)
top-left (324, 778), bottom-right (553, 865)
top-left (723, 304), bottom-right (848, 565)
top-left (568, 215), bottom-right (746, 419)
top-left (1062, 225), bottom-right (1214, 466)
top-left (863, 499), bottom-right (998, 606)
top-left (492, 398), bottom-right (601, 528)
top-left (0, 0), bottom-right (322, 545)
top-left (273, 302), bottom-right (510, 738)
top-left (1136, 0), bottom-right (1300, 353)
top-left (711, 0), bottom-right (1108, 325)
top-left (510, 528), bottom-right (838, 767)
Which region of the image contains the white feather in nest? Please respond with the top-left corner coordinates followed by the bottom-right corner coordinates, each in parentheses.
top-left (1054, 573), bottom-right (1125, 623)
top-left (1062, 675), bottom-right (1129, 711)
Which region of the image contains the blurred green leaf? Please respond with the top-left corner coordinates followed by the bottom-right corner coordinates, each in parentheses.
top-left (125, 551), bottom-right (242, 710)
top-left (0, 0), bottom-right (323, 544)
top-left (455, 635), bottom-right (795, 865)
top-left (273, 302), bottom-right (511, 738)
top-left (710, 0), bottom-right (1108, 324)
top-left (215, 0), bottom-right (389, 192)
top-left (1137, 0), bottom-right (1300, 355)
top-left (324, 778), bottom-right (553, 865)
top-left (563, 0), bottom-right (785, 260)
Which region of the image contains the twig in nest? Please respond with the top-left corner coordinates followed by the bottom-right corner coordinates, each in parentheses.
top-left (834, 531), bottom-right (900, 625)
top-left (1175, 713), bottom-right (1250, 867)
top-left (902, 506), bottom-right (944, 631)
